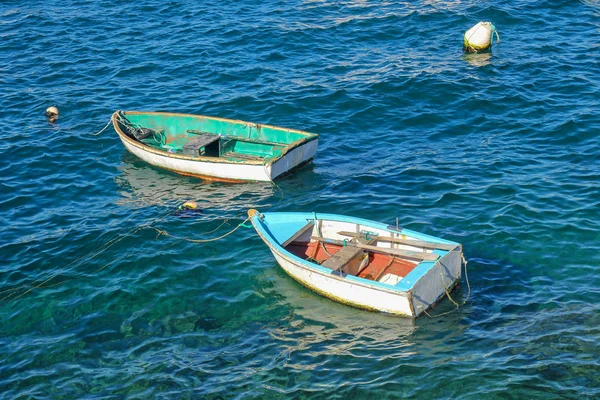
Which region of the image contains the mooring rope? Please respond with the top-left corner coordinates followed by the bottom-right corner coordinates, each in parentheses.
top-left (197, 218), bottom-right (232, 236)
top-left (1, 224), bottom-right (142, 302)
top-left (320, 241), bottom-right (333, 257)
top-left (1, 207), bottom-right (176, 304)
top-left (0, 203), bottom-right (251, 305)
top-left (90, 119), bottom-right (113, 136)
top-left (441, 268), bottom-right (461, 309)
top-left (91, 112), bottom-right (144, 138)
top-left (262, 157), bottom-right (285, 200)
top-left (461, 253), bottom-right (471, 304)
top-left (423, 252), bottom-right (471, 318)
top-left (91, 112), bottom-right (136, 136)
top-left (151, 216), bottom-right (251, 244)
top-left (492, 25), bottom-right (501, 44)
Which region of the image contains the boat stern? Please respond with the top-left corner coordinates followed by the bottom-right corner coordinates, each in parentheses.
top-left (408, 246), bottom-right (463, 317)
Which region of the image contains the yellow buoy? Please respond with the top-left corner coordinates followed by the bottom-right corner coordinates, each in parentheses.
top-left (463, 22), bottom-right (500, 53)
top-left (181, 201), bottom-right (198, 210)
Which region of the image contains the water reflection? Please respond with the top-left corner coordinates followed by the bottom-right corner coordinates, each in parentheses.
top-left (462, 52), bottom-right (492, 67)
top-left (582, 0), bottom-right (600, 10)
top-left (267, 271), bottom-right (417, 359)
top-left (114, 155), bottom-right (277, 212)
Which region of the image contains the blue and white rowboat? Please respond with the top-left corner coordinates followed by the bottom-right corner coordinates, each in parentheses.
top-left (248, 209), bottom-right (465, 318)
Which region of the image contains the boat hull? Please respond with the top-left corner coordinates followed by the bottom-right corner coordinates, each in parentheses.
top-left (250, 211), bottom-right (463, 318)
top-left (270, 246), bottom-right (415, 316)
top-left (410, 247), bottom-right (462, 316)
top-left (118, 135), bottom-right (318, 182)
top-left (113, 111), bottom-right (318, 182)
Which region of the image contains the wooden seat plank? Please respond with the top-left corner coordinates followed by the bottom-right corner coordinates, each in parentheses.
top-left (319, 243), bottom-right (364, 271)
top-left (182, 134), bottom-right (220, 156)
top-left (282, 221), bottom-right (315, 247)
top-left (311, 236), bottom-right (375, 272)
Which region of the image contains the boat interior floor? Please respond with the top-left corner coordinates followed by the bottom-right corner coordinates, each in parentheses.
top-left (221, 151), bottom-right (266, 161)
top-left (285, 241), bottom-right (417, 284)
top-left (139, 135), bottom-right (271, 162)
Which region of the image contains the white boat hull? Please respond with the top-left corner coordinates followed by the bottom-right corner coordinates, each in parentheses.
top-left (119, 135), bottom-right (318, 182)
top-left (270, 246), bottom-right (415, 317)
top-left (251, 211), bottom-right (463, 318)
top-left (271, 246), bottom-right (462, 317)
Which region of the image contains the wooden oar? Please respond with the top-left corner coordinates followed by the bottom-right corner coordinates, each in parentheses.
top-left (310, 236), bottom-right (439, 262)
top-left (337, 231), bottom-right (458, 251)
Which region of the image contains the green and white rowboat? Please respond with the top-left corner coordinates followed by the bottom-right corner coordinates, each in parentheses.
top-left (112, 111), bottom-right (319, 182)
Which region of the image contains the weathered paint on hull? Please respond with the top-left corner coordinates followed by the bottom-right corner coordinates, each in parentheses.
top-left (270, 139), bottom-right (318, 179)
top-left (269, 246), bottom-right (415, 317)
top-left (119, 136), bottom-right (318, 182)
top-left (410, 248), bottom-right (462, 316)
top-left (249, 211), bottom-right (464, 318)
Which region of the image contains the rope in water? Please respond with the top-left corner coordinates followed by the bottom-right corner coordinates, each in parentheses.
top-left (461, 253), bottom-right (471, 304)
top-left (1, 217), bottom-right (151, 301)
top-left (0, 204), bottom-right (247, 305)
top-left (0, 207), bottom-right (176, 304)
top-left (90, 119), bottom-right (113, 136)
top-left (151, 216), bottom-right (251, 243)
top-left (261, 157), bottom-right (285, 199)
top-left (492, 25), bottom-right (501, 44)
top-left (442, 269), bottom-right (461, 309)
top-left (195, 218), bottom-right (232, 236)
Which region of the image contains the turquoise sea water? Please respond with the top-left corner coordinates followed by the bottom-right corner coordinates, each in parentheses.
top-left (1, 1), bottom-right (599, 398)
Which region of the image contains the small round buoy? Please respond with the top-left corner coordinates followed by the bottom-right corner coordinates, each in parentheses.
top-left (176, 201), bottom-right (203, 218)
top-left (182, 201), bottom-right (198, 210)
top-left (463, 22), bottom-right (500, 53)
top-left (45, 106), bottom-right (59, 123)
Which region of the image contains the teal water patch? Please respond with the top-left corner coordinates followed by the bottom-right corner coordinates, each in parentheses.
top-left (1, 0), bottom-right (599, 398)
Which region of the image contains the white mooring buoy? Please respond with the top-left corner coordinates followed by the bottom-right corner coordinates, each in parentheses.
top-left (463, 22), bottom-right (500, 53)
top-left (45, 106), bottom-right (59, 123)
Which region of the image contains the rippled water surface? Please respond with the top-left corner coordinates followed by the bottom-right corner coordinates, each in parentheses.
top-left (1, 1), bottom-right (599, 398)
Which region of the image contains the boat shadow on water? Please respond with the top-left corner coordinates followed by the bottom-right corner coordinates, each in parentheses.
top-left (265, 269), bottom-right (418, 349)
top-left (114, 154), bottom-right (278, 212)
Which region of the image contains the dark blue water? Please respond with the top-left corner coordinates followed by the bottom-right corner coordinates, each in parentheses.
top-left (1, 1), bottom-right (599, 398)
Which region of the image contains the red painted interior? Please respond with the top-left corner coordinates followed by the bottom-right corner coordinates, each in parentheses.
top-left (285, 242), bottom-right (417, 282)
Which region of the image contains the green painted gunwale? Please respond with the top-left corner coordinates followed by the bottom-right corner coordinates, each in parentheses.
top-left (111, 110), bottom-right (319, 166)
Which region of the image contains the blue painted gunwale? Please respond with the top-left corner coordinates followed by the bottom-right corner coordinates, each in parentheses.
top-left (250, 211), bottom-right (460, 292)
